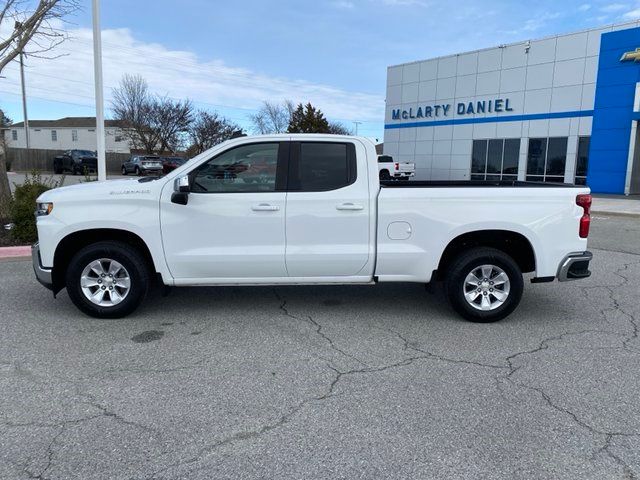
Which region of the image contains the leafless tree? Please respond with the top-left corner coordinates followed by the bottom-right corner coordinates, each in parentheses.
top-left (111, 75), bottom-right (194, 154)
top-left (188, 110), bottom-right (240, 156)
top-left (0, 0), bottom-right (80, 74)
top-left (151, 96), bottom-right (194, 153)
top-left (0, 0), bottom-right (79, 220)
top-left (249, 100), bottom-right (295, 134)
top-left (111, 74), bottom-right (157, 153)
top-left (327, 122), bottom-right (352, 135)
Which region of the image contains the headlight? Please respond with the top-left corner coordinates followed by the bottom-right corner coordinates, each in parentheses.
top-left (35, 202), bottom-right (54, 217)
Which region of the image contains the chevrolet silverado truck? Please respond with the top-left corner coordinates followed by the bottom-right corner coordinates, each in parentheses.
top-left (378, 155), bottom-right (415, 181)
top-left (32, 134), bottom-right (593, 323)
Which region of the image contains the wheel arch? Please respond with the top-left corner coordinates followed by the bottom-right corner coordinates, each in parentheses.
top-left (435, 229), bottom-right (536, 280)
top-left (52, 228), bottom-right (157, 293)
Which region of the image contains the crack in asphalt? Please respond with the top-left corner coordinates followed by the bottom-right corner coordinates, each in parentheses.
top-left (495, 259), bottom-right (640, 477)
top-left (22, 426), bottom-right (65, 480)
top-left (580, 259), bottom-right (640, 352)
top-left (4, 256), bottom-right (640, 478)
top-left (273, 288), bottom-right (368, 367)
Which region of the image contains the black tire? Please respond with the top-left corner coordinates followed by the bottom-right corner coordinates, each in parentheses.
top-left (65, 241), bottom-right (150, 319)
top-left (53, 161), bottom-right (62, 174)
top-left (121, 166), bottom-right (127, 175)
top-left (444, 247), bottom-right (523, 323)
top-left (135, 166), bottom-right (141, 176)
top-left (399, 177), bottom-right (409, 181)
top-left (380, 170), bottom-right (391, 181)
top-left (72, 165), bottom-right (80, 175)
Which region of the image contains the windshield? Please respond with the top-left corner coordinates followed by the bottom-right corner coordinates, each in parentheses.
top-left (75, 150), bottom-right (95, 157)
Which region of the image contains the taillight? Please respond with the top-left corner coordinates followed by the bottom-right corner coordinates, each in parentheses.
top-left (576, 194), bottom-right (591, 238)
top-left (394, 162), bottom-right (399, 170)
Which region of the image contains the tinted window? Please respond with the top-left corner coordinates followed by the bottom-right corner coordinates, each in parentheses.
top-left (471, 140), bottom-right (487, 176)
top-left (192, 143), bottom-right (279, 193)
top-left (502, 139), bottom-right (520, 176)
top-left (292, 142), bottom-right (356, 192)
top-left (527, 138), bottom-right (547, 176)
top-left (471, 139), bottom-right (520, 180)
top-left (486, 139), bottom-right (502, 174)
top-left (378, 155), bottom-right (393, 163)
top-left (575, 136), bottom-right (590, 185)
top-left (546, 137), bottom-right (568, 178)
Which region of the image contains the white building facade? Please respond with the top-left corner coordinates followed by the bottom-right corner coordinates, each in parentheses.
top-left (384, 21), bottom-right (640, 194)
top-left (4, 117), bottom-right (132, 153)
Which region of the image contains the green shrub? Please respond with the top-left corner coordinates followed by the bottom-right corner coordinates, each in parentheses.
top-left (10, 171), bottom-right (64, 243)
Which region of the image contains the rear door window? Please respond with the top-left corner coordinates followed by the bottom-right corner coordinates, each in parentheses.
top-left (289, 142), bottom-right (356, 192)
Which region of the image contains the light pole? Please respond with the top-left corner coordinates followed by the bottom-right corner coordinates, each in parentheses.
top-left (91, 0), bottom-right (106, 181)
top-left (353, 121), bottom-right (362, 136)
top-left (15, 22), bottom-right (30, 149)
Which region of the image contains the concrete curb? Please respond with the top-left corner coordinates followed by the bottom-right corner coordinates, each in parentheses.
top-left (0, 246), bottom-right (31, 260)
top-left (592, 210), bottom-right (640, 218)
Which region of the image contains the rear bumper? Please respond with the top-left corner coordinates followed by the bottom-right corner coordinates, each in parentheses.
top-left (393, 172), bottom-right (415, 177)
top-left (557, 251), bottom-right (593, 282)
top-left (32, 243), bottom-right (53, 290)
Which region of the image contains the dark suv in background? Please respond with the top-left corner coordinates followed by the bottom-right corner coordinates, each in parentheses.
top-left (161, 156), bottom-right (187, 174)
top-left (53, 150), bottom-right (98, 175)
top-left (121, 155), bottom-right (163, 176)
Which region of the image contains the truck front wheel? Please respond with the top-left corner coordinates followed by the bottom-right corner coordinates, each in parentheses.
top-left (445, 247), bottom-right (523, 323)
top-left (65, 241), bottom-right (150, 318)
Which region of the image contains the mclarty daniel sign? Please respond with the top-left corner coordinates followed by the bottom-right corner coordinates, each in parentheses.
top-left (391, 97), bottom-right (514, 121)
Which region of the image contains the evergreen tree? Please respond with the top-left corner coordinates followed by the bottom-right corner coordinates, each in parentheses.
top-left (287, 103), bottom-right (330, 133)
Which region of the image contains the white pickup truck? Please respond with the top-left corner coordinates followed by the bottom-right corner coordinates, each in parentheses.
top-left (32, 134), bottom-right (593, 323)
top-left (378, 155), bottom-right (415, 181)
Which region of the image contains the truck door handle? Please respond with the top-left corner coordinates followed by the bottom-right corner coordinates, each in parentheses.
top-left (251, 203), bottom-right (280, 211)
top-left (336, 203), bottom-right (364, 211)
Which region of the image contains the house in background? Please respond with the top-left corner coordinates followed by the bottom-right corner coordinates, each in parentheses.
top-left (4, 117), bottom-right (132, 153)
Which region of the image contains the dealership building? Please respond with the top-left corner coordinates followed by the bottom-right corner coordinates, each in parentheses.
top-left (383, 21), bottom-right (640, 194)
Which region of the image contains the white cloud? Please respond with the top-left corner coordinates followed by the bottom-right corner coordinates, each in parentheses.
top-left (601, 3), bottom-right (629, 12)
top-left (0, 25), bottom-right (384, 124)
top-left (623, 7), bottom-right (640, 18)
top-left (578, 3), bottom-right (592, 11)
top-left (331, 0), bottom-right (356, 9)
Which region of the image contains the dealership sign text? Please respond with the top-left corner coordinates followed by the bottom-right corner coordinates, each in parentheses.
top-left (391, 98), bottom-right (513, 121)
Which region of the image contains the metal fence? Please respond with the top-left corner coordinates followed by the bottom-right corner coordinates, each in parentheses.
top-left (6, 148), bottom-right (130, 174)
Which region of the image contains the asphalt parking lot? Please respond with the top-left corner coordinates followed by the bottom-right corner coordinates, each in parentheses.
top-left (1, 215), bottom-right (639, 479)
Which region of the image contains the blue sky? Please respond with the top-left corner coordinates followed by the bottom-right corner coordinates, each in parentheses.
top-left (2, 0), bottom-right (640, 140)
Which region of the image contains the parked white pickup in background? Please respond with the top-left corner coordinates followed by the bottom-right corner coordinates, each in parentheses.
top-left (378, 155), bottom-right (415, 181)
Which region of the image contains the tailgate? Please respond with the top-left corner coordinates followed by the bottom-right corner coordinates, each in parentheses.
top-left (397, 162), bottom-right (415, 173)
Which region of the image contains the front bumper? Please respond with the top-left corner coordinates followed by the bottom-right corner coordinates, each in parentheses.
top-left (557, 251), bottom-right (593, 282)
top-left (32, 243), bottom-right (53, 290)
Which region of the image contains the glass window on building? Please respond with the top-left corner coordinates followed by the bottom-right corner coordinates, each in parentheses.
top-left (11, 130), bottom-right (17, 141)
top-left (72, 129), bottom-right (78, 142)
top-left (51, 130), bottom-right (57, 142)
top-left (470, 139), bottom-right (520, 180)
top-left (575, 137), bottom-right (590, 186)
top-left (526, 137), bottom-right (568, 182)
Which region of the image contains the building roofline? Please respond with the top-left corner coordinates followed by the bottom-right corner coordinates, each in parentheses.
top-left (388, 19), bottom-right (640, 69)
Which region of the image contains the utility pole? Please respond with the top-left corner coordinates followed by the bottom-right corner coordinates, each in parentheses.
top-left (16, 22), bottom-right (29, 149)
top-left (92, 0), bottom-right (107, 181)
top-left (353, 121), bottom-right (362, 136)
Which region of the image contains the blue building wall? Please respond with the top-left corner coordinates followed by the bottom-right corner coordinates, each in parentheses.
top-left (589, 27), bottom-right (640, 193)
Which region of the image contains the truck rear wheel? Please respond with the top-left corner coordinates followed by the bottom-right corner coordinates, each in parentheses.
top-left (65, 241), bottom-right (150, 318)
top-left (380, 170), bottom-right (390, 181)
top-left (445, 247), bottom-right (523, 323)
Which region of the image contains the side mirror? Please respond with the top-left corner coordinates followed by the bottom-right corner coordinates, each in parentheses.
top-left (171, 175), bottom-right (190, 205)
top-left (175, 175), bottom-right (190, 193)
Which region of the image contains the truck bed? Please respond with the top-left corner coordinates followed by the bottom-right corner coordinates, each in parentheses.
top-left (380, 180), bottom-right (584, 188)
